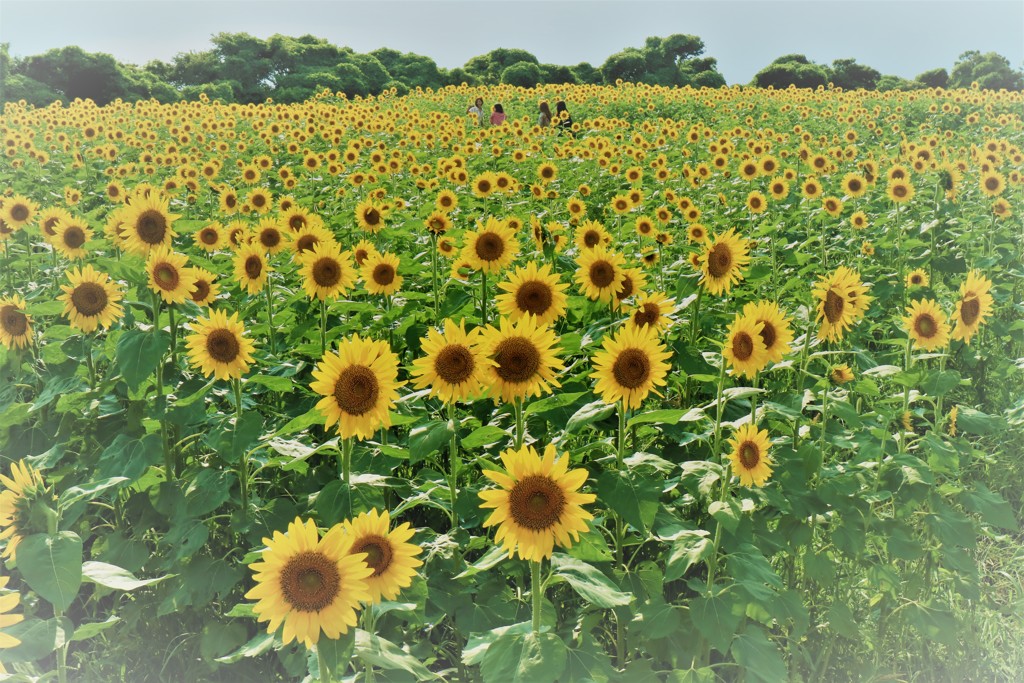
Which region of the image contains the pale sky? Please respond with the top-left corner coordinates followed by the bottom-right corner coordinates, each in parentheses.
top-left (1, 0), bottom-right (1022, 84)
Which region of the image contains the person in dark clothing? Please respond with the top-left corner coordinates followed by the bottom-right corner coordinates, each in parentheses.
top-left (555, 101), bottom-right (574, 135)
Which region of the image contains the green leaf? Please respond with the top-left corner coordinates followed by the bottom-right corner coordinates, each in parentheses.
top-left (274, 408), bottom-right (323, 436)
top-left (689, 590), bottom-right (743, 654)
top-left (481, 631), bottom-right (567, 683)
top-left (564, 641), bottom-right (615, 683)
top-left (461, 425), bottom-right (509, 449)
top-left (922, 433), bottom-right (959, 477)
top-left (596, 469), bottom-right (659, 534)
top-left (955, 407), bottom-right (1005, 435)
top-left (731, 626), bottom-right (787, 683)
top-left (0, 617), bottom-right (72, 662)
top-left (708, 499), bottom-right (741, 534)
top-left (628, 408), bottom-right (701, 427)
top-left (17, 532), bottom-right (83, 612)
top-left (71, 616), bottom-right (121, 642)
top-left (525, 391), bottom-right (587, 416)
top-left (961, 483), bottom-right (1017, 531)
top-left (97, 434), bottom-right (161, 481)
top-left (115, 329), bottom-right (169, 390)
top-left (550, 553), bottom-right (632, 608)
top-left (59, 477), bottom-right (128, 510)
top-left (317, 630), bottom-right (356, 679)
top-left (356, 629), bottom-right (439, 680)
top-left (566, 400), bottom-right (615, 434)
top-left (215, 631), bottom-right (275, 664)
top-left (247, 374), bottom-right (294, 393)
top-left (409, 419), bottom-right (454, 463)
top-left (921, 369), bottom-right (961, 396)
top-left (81, 561), bottom-right (170, 591)
top-left (31, 376), bottom-right (86, 412)
top-left (664, 534), bottom-right (713, 582)
top-left (639, 599), bottom-right (684, 639)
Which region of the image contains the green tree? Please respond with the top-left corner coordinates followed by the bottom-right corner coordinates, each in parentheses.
top-left (601, 48), bottom-right (647, 84)
top-left (876, 74), bottom-right (918, 92)
top-left (209, 32), bottom-right (274, 102)
top-left (949, 51), bottom-right (1023, 90)
top-left (916, 67), bottom-right (949, 89)
top-left (539, 64), bottom-right (577, 85)
top-left (341, 53), bottom-right (392, 93)
top-left (17, 46), bottom-right (127, 104)
top-left (371, 48), bottom-right (442, 89)
top-left (681, 57), bottom-right (725, 88)
top-left (571, 62), bottom-right (603, 85)
top-left (501, 61), bottom-right (543, 88)
top-left (334, 63), bottom-right (369, 98)
top-left (828, 58), bottom-right (881, 90)
top-left (465, 48), bottom-right (539, 84)
top-left (753, 55), bottom-right (829, 89)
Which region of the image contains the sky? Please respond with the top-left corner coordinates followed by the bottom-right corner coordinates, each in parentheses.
top-left (1, 0), bottom-right (1022, 84)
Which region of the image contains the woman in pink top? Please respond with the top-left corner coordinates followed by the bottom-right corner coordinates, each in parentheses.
top-left (490, 103), bottom-right (506, 125)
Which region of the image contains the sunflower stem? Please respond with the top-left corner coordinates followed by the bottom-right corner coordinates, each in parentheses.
top-left (447, 402), bottom-right (460, 531)
top-left (688, 286), bottom-right (704, 348)
top-left (264, 274), bottom-right (276, 355)
top-left (233, 378), bottom-right (248, 523)
top-left (530, 560), bottom-right (543, 633)
top-left (341, 437), bottom-right (353, 519)
top-left (84, 332), bottom-right (96, 390)
top-left (480, 270), bottom-right (488, 327)
top-left (900, 334), bottom-right (913, 453)
top-left (320, 298), bottom-right (328, 357)
top-left (317, 644), bottom-right (333, 683)
top-left (430, 233), bottom-right (440, 318)
top-left (514, 398), bottom-right (525, 449)
top-left (152, 293), bottom-right (172, 480)
top-left (168, 303), bottom-right (178, 366)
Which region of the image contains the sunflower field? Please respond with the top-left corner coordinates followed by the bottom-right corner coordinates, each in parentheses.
top-left (0, 81), bottom-right (1022, 682)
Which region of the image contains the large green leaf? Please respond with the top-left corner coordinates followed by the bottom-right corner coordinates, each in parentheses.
top-left (408, 419), bottom-right (454, 463)
top-left (596, 469), bottom-right (659, 534)
top-left (81, 561), bottom-right (170, 591)
top-left (550, 553), bottom-right (632, 608)
top-left (664, 533), bottom-right (713, 582)
top-left (960, 483), bottom-right (1017, 531)
top-left (689, 590), bottom-right (743, 654)
top-left (115, 329), bottom-right (169, 390)
top-left (731, 626), bottom-right (787, 683)
top-left (566, 400), bottom-right (616, 434)
top-left (17, 532), bottom-right (83, 612)
top-left (481, 631), bottom-right (567, 683)
top-left (317, 630), bottom-right (356, 679)
top-left (0, 617), bottom-right (72, 662)
top-left (356, 629), bottom-right (439, 680)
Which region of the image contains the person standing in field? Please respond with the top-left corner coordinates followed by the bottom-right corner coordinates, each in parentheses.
top-left (468, 97), bottom-right (485, 126)
top-left (538, 101), bottom-right (553, 127)
top-left (490, 103), bottom-right (506, 126)
top-left (555, 100), bottom-right (574, 135)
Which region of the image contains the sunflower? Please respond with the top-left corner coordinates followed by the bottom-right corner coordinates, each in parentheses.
top-left (0, 195), bottom-right (37, 229)
top-left (187, 267), bottom-right (220, 306)
top-left (435, 189), bottom-right (458, 213)
top-left (0, 296), bottom-right (32, 350)
top-left (610, 194), bottom-right (632, 215)
top-left (147, 246), bottom-right (197, 304)
top-left (479, 315), bottom-right (563, 404)
top-left (612, 267), bottom-right (646, 311)
top-left (219, 188), bottom-right (240, 215)
top-left (411, 319), bottom-right (491, 404)
top-left (626, 291), bottom-right (676, 333)
top-left (537, 163), bottom-right (558, 184)
top-left (362, 252), bottom-right (403, 296)
top-left (246, 517), bottom-right (372, 648)
top-left (886, 179), bottom-right (915, 204)
top-left (905, 269), bottom-right (928, 288)
top-left (904, 299), bottom-right (950, 352)
top-left (0, 575), bottom-right (23, 650)
top-left (767, 177), bottom-right (789, 200)
top-left (822, 196), bottom-right (844, 217)
top-left (830, 364), bottom-right (855, 384)
top-left (185, 309), bottom-right (256, 380)
top-left (686, 224), bottom-right (708, 244)
top-left (850, 211), bottom-right (868, 230)
top-left (746, 191), bottom-right (767, 214)
top-left (194, 221), bottom-right (225, 252)
top-left (121, 193), bottom-right (178, 255)
top-left (300, 242), bottom-right (357, 301)
top-left (52, 217), bottom-right (92, 260)
top-left (992, 198), bottom-right (1013, 219)
top-left (233, 244), bottom-right (270, 295)
top-left (351, 239), bottom-right (379, 268)
top-left (0, 460), bottom-right (51, 561)
top-left (343, 509), bottom-right (423, 604)
top-left (979, 171), bottom-right (1005, 197)
top-left (424, 211), bottom-right (452, 235)
top-left (478, 444), bottom-right (595, 561)
top-left (254, 218), bottom-right (287, 255)
top-left (951, 270), bottom-right (993, 344)
top-left (59, 265), bottom-right (125, 333)
top-left (634, 215), bottom-right (656, 238)
top-left (310, 334), bottom-right (403, 440)
top-left (574, 220), bottom-right (611, 251)
top-left (592, 325), bottom-right (672, 409)
top-left (726, 424), bottom-right (774, 487)
top-left (355, 200), bottom-right (385, 233)
top-left (472, 172), bottom-right (498, 198)
top-left (741, 300), bottom-right (794, 363)
top-left (699, 228), bottom-right (751, 296)
top-left (841, 173), bottom-right (867, 198)
top-left (450, 258), bottom-right (475, 281)
top-left (575, 245), bottom-right (626, 303)
top-left (462, 218), bottom-right (519, 274)
top-left (801, 177), bottom-right (822, 200)
top-left (722, 313), bottom-right (770, 378)
top-left (247, 188), bottom-right (273, 214)
top-left (812, 266), bottom-right (871, 342)
top-left (496, 262), bottom-right (569, 327)
top-left (290, 225), bottom-right (335, 256)
top-left (36, 207), bottom-right (72, 244)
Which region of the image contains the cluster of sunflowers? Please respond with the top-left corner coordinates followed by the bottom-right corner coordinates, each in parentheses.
top-left (0, 80), bottom-right (1019, 678)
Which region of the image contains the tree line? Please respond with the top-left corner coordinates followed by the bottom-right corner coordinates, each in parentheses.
top-left (0, 32), bottom-right (1020, 107)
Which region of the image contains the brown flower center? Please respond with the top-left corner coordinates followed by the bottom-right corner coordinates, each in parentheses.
top-left (633, 303), bottom-right (660, 327)
top-left (135, 209), bottom-right (167, 244)
top-left (351, 535), bottom-right (393, 577)
top-left (251, 193), bottom-right (267, 208)
top-left (435, 344), bottom-right (475, 384)
top-left (428, 217), bottom-right (447, 234)
top-left (42, 217), bottom-right (60, 237)
top-left (615, 274), bottom-right (635, 301)
top-left (758, 321), bottom-right (777, 350)
top-left (224, 194), bottom-right (237, 208)
top-left (333, 365), bottom-right (379, 416)
top-left (892, 184), bottom-right (907, 198)
top-left (474, 232), bottom-right (505, 262)
top-left (493, 336), bottom-right (541, 384)
top-left (9, 204), bottom-right (29, 222)
top-left (508, 475), bottom-right (566, 530)
top-left (296, 235), bottom-right (318, 253)
top-left (289, 214), bottom-right (306, 231)
top-left (364, 208), bottom-right (381, 226)
top-left (63, 226), bottom-right (86, 249)
top-left (372, 264), bottom-right (395, 286)
top-left (985, 177), bottom-right (999, 191)
top-left (244, 256), bottom-right (263, 280)
top-left (706, 243), bottom-right (733, 278)
top-left (312, 258), bottom-right (342, 287)
top-left (959, 296), bottom-right (980, 326)
top-left (0, 305), bottom-right (28, 337)
top-left (153, 262), bottom-right (179, 289)
top-left (191, 279), bottom-right (211, 302)
top-left (477, 180), bottom-right (491, 193)
top-left (206, 328), bottom-right (241, 362)
top-left (71, 282), bottom-right (108, 317)
top-left (612, 348), bottom-right (651, 389)
top-left (823, 289), bottom-right (845, 323)
top-left (199, 228), bottom-right (219, 245)
top-left (738, 441), bottom-right (760, 469)
top-left (279, 551), bottom-right (341, 612)
top-left (588, 260), bottom-right (615, 288)
top-left (583, 230), bottom-right (601, 247)
top-left (515, 281), bottom-right (553, 316)
top-left (260, 228), bottom-right (281, 248)
top-left (914, 313), bottom-right (937, 339)
top-left (731, 332), bottom-right (754, 361)
top-left (848, 179), bottom-right (862, 193)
